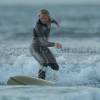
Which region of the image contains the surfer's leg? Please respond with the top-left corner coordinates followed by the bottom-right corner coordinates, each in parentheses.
top-left (30, 46), bottom-right (48, 79)
top-left (42, 48), bottom-right (59, 80)
top-left (43, 48), bottom-right (59, 71)
top-left (38, 66), bottom-right (47, 79)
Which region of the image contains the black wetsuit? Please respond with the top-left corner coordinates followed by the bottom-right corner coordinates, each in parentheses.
top-left (30, 19), bottom-right (59, 71)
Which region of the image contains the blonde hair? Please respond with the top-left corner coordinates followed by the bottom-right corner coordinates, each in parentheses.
top-left (38, 9), bottom-right (50, 18)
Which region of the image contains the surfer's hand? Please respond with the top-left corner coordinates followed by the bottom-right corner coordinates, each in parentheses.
top-left (54, 43), bottom-right (62, 49)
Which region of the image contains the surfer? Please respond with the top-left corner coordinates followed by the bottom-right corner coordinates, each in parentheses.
top-left (30, 9), bottom-right (62, 79)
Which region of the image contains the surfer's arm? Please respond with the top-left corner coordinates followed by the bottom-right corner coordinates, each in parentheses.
top-left (35, 24), bottom-right (55, 47)
top-left (50, 18), bottom-right (59, 26)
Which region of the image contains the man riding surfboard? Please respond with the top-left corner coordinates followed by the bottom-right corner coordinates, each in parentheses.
top-left (30, 9), bottom-right (62, 80)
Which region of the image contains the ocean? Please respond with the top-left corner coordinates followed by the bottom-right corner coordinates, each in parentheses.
top-left (0, 4), bottom-right (100, 100)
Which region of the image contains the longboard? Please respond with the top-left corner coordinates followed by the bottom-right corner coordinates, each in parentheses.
top-left (7, 76), bottom-right (56, 86)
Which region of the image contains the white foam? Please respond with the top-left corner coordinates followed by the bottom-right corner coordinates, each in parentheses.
top-left (1, 52), bottom-right (100, 87)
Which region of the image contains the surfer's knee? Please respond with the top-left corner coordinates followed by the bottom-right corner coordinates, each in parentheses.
top-left (48, 63), bottom-right (59, 71)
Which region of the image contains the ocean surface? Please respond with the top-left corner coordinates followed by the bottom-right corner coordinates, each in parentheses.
top-left (0, 4), bottom-right (100, 100)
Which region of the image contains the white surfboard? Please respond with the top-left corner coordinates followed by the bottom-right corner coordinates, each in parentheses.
top-left (7, 75), bottom-right (56, 86)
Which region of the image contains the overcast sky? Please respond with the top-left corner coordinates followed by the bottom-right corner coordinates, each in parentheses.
top-left (0, 0), bottom-right (99, 5)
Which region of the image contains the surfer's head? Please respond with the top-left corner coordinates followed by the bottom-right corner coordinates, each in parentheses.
top-left (38, 9), bottom-right (50, 24)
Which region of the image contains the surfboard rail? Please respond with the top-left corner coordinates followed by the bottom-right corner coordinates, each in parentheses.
top-left (7, 75), bottom-right (56, 86)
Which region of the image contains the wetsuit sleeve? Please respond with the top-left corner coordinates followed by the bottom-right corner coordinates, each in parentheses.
top-left (35, 24), bottom-right (55, 47)
top-left (50, 18), bottom-right (59, 26)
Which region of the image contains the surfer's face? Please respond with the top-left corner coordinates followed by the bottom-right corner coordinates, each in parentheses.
top-left (39, 14), bottom-right (49, 24)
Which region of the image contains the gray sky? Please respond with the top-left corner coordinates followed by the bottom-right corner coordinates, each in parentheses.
top-left (0, 0), bottom-right (99, 5)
